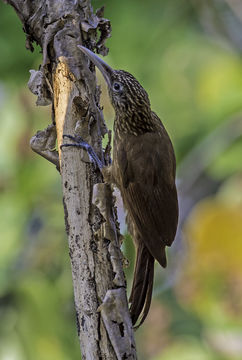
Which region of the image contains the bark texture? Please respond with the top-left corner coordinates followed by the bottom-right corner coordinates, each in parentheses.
top-left (5, 0), bottom-right (137, 358)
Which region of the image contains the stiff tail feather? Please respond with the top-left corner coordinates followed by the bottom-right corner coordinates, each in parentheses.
top-left (129, 244), bottom-right (155, 328)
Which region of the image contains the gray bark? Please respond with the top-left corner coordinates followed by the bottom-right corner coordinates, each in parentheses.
top-left (4, 0), bottom-right (137, 358)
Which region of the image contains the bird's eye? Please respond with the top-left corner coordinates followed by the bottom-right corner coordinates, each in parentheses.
top-left (113, 82), bottom-right (122, 92)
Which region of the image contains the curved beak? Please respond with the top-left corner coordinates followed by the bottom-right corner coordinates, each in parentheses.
top-left (78, 45), bottom-right (114, 87)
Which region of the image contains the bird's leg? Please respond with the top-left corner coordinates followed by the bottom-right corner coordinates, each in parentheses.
top-left (30, 124), bottom-right (60, 171)
top-left (61, 135), bottom-right (104, 170)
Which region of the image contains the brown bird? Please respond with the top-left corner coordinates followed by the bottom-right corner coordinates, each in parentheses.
top-left (77, 46), bottom-right (178, 327)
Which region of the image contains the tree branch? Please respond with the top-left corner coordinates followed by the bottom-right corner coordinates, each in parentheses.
top-left (5, 0), bottom-right (137, 358)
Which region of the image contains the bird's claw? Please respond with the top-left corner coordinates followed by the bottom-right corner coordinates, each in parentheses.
top-left (61, 134), bottom-right (104, 170)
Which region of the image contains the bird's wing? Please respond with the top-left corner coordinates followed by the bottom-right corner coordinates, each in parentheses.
top-left (117, 131), bottom-right (178, 263)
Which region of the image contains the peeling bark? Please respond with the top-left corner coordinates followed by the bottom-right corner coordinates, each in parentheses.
top-left (5, 0), bottom-right (137, 358)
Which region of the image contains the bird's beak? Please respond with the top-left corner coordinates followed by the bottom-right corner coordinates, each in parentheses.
top-left (77, 45), bottom-right (113, 87)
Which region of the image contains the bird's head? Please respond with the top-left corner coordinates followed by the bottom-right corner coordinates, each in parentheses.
top-left (78, 46), bottom-right (150, 117)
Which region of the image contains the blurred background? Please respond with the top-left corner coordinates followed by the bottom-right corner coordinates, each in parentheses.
top-left (1, 0), bottom-right (242, 359)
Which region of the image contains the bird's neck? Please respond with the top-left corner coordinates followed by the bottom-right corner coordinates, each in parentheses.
top-left (114, 106), bottom-right (155, 136)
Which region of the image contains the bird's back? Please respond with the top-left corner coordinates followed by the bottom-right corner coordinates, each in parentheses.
top-left (112, 111), bottom-right (178, 267)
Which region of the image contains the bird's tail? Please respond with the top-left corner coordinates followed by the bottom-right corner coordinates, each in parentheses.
top-left (129, 244), bottom-right (155, 328)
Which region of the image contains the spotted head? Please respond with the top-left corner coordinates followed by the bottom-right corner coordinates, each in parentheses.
top-left (78, 46), bottom-right (151, 120)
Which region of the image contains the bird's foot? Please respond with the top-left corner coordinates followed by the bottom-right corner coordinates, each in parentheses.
top-left (61, 134), bottom-right (104, 170)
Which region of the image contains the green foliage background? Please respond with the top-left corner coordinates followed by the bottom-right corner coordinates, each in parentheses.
top-left (0, 0), bottom-right (242, 359)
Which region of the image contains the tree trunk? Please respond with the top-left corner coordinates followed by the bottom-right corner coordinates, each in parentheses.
top-left (5, 1), bottom-right (137, 358)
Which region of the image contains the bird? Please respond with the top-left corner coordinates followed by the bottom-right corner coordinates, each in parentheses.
top-left (76, 46), bottom-right (179, 327)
